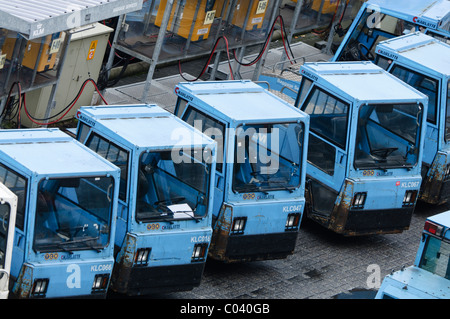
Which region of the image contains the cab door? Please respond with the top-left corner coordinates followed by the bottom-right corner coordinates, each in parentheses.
top-left (300, 86), bottom-right (350, 216)
top-left (82, 132), bottom-right (131, 246)
top-left (175, 99), bottom-right (227, 218)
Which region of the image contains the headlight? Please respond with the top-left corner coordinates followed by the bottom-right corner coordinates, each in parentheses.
top-left (31, 278), bottom-right (49, 298)
top-left (285, 213), bottom-right (301, 231)
top-left (92, 274), bottom-right (109, 293)
top-left (402, 190), bottom-right (417, 207)
top-left (191, 243), bottom-right (208, 262)
top-left (135, 248), bottom-right (151, 266)
top-left (231, 217), bottom-right (247, 234)
top-left (445, 164), bottom-right (450, 180)
top-left (352, 192), bottom-right (367, 209)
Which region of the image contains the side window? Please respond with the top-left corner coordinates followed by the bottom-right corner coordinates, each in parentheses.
top-left (0, 202), bottom-right (12, 268)
top-left (76, 122), bottom-right (91, 143)
top-left (302, 87), bottom-right (349, 150)
top-left (391, 65), bottom-right (438, 124)
top-left (174, 98), bottom-right (189, 118)
top-left (426, 30), bottom-right (450, 45)
top-left (446, 80), bottom-right (450, 142)
top-left (0, 164), bottom-right (27, 230)
top-left (183, 107), bottom-right (225, 173)
top-left (295, 78), bottom-right (313, 108)
top-left (86, 134), bottom-right (130, 202)
top-left (375, 55), bottom-right (391, 71)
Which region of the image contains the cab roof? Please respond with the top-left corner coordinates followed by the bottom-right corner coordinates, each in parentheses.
top-left (78, 104), bottom-right (215, 150)
top-left (364, 0), bottom-right (450, 31)
top-left (386, 266), bottom-right (449, 298)
top-left (0, 128), bottom-right (119, 176)
top-left (376, 32), bottom-right (450, 77)
top-left (175, 80), bottom-right (308, 124)
top-left (300, 62), bottom-right (427, 104)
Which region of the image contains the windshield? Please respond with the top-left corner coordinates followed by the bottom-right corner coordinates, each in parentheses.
top-left (338, 9), bottom-right (416, 61)
top-left (33, 176), bottom-right (114, 253)
top-left (0, 203), bottom-right (11, 270)
top-left (426, 30), bottom-right (450, 45)
top-left (419, 236), bottom-right (450, 280)
top-left (355, 103), bottom-right (423, 170)
top-left (446, 81), bottom-right (450, 142)
top-left (232, 123), bottom-right (303, 193)
top-left (136, 148), bottom-right (212, 222)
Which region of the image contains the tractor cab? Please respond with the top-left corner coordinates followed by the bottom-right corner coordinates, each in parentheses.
top-left (376, 211), bottom-right (450, 299)
top-left (332, 0), bottom-right (450, 62)
top-left (0, 129), bottom-right (120, 298)
top-left (0, 182), bottom-right (16, 299)
top-left (174, 80), bottom-right (309, 262)
top-left (76, 104), bottom-right (216, 295)
top-left (294, 62), bottom-right (428, 235)
top-left (375, 32), bottom-right (450, 204)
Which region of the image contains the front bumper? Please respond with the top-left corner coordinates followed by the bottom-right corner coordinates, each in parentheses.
top-left (307, 177), bottom-right (418, 236)
top-left (209, 200), bottom-right (303, 262)
top-left (11, 260), bottom-right (113, 299)
top-left (110, 230), bottom-right (211, 295)
top-left (220, 231), bottom-right (299, 262)
top-left (112, 262), bottom-right (206, 296)
top-left (342, 207), bottom-right (413, 236)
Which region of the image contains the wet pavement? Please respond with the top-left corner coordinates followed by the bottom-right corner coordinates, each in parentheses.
top-left (101, 36), bottom-right (448, 301)
top-left (108, 200), bottom-right (447, 300)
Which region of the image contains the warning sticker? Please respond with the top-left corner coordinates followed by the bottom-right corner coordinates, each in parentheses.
top-left (256, 0), bottom-right (268, 14)
top-left (49, 38), bottom-right (63, 55)
top-left (204, 10), bottom-right (216, 25)
top-left (197, 28), bottom-right (209, 35)
top-left (0, 54), bottom-right (6, 70)
top-left (87, 40), bottom-right (98, 61)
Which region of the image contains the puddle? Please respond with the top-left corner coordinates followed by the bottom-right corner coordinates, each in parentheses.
top-left (333, 288), bottom-right (377, 299)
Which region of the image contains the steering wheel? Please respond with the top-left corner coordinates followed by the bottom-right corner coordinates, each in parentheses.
top-left (357, 43), bottom-right (375, 61)
top-left (370, 147), bottom-right (398, 159)
top-left (154, 196), bottom-right (186, 206)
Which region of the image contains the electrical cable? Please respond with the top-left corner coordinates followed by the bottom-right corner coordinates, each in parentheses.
top-left (1, 82), bottom-right (20, 119)
top-left (334, 0), bottom-right (350, 37)
top-left (233, 15), bottom-right (295, 67)
top-left (16, 83), bottom-right (22, 128)
top-left (178, 35), bottom-right (234, 82)
top-left (22, 78), bottom-right (108, 126)
top-left (1, 82), bottom-right (22, 127)
top-left (312, 0), bottom-right (343, 34)
top-left (98, 56), bottom-right (132, 90)
top-left (178, 14), bottom-right (295, 81)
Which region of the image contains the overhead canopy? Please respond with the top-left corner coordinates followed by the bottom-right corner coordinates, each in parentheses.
top-left (0, 0), bottom-right (143, 39)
